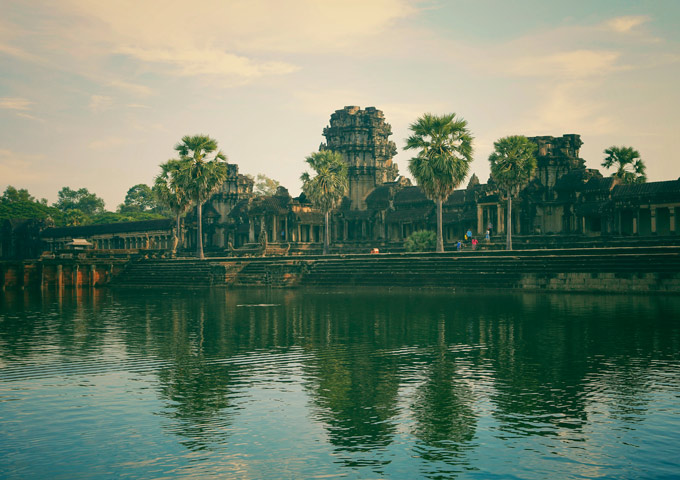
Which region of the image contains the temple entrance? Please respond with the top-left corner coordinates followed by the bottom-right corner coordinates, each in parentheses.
top-left (639, 209), bottom-right (652, 235)
top-left (657, 208), bottom-right (671, 236)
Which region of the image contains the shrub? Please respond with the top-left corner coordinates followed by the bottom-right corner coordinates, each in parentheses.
top-left (404, 230), bottom-right (436, 252)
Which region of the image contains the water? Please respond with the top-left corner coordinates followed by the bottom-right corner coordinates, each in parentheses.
top-left (1, 287), bottom-right (679, 479)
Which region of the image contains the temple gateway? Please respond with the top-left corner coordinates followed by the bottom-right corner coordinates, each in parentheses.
top-left (5, 105), bottom-right (680, 258)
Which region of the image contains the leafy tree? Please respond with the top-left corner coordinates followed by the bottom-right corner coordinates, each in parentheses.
top-left (53, 187), bottom-right (106, 216)
top-left (602, 146), bottom-right (646, 184)
top-left (404, 113), bottom-right (474, 252)
top-left (488, 135), bottom-right (537, 250)
top-left (89, 211), bottom-right (166, 225)
top-left (300, 150), bottom-right (348, 255)
top-left (0, 200), bottom-right (64, 224)
top-left (253, 174), bottom-right (280, 196)
top-left (65, 209), bottom-right (89, 226)
top-left (404, 230), bottom-right (436, 252)
top-left (1, 186), bottom-right (35, 204)
top-left (154, 159), bottom-right (193, 253)
top-left (118, 184), bottom-right (158, 213)
top-left (173, 135), bottom-right (229, 259)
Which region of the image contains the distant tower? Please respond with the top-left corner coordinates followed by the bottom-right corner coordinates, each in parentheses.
top-left (322, 106), bottom-right (398, 210)
top-left (528, 134), bottom-right (586, 188)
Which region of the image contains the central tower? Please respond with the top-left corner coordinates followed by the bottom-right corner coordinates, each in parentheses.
top-left (322, 106), bottom-right (398, 210)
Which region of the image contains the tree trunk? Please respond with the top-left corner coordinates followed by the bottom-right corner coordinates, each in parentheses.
top-left (197, 203), bottom-right (204, 259)
top-left (436, 196), bottom-right (444, 252)
top-left (506, 193), bottom-right (512, 251)
top-left (323, 210), bottom-right (330, 255)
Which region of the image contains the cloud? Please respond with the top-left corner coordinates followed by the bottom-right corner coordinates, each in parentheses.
top-left (16, 112), bottom-right (45, 122)
top-left (0, 0), bottom-right (419, 88)
top-left (0, 149), bottom-right (45, 183)
top-left (88, 136), bottom-right (127, 150)
top-left (107, 80), bottom-right (154, 97)
top-left (0, 97), bottom-right (33, 110)
top-left (88, 94), bottom-right (113, 112)
top-left (604, 16), bottom-right (650, 33)
top-left (516, 80), bottom-right (618, 137)
top-left (117, 46), bottom-right (298, 81)
top-left (507, 50), bottom-right (624, 79)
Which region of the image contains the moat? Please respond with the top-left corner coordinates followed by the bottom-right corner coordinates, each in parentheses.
top-left (1, 287), bottom-right (679, 479)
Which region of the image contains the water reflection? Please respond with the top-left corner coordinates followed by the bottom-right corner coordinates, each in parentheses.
top-left (1, 288), bottom-right (679, 479)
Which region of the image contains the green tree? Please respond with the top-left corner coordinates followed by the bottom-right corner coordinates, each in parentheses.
top-left (300, 150), bottom-right (348, 255)
top-left (602, 146), bottom-right (646, 184)
top-left (253, 174), bottom-right (280, 196)
top-left (1, 186), bottom-right (36, 204)
top-left (404, 230), bottom-right (436, 252)
top-left (488, 135), bottom-right (537, 250)
top-left (404, 113), bottom-right (474, 252)
top-left (118, 184), bottom-right (157, 213)
top-left (174, 135), bottom-right (228, 259)
top-left (154, 159), bottom-right (193, 253)
top-left (53, 187), bottom-right (105, 216)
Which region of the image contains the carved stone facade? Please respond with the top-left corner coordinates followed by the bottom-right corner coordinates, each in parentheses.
top-left (322, 106), bottom-right (398, 210)
top-left (10, 106), bottom-right (679, 259)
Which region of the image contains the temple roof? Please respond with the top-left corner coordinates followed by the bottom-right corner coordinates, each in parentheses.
top-left (582, 177), bottom-right (617, 193)
top-left (612, 180), bottom-right (680, 199)
top-left (393, 186), bottom-right (431, 206)
top-left (365, 185), bottom-right (391, 210)
top-left (386, 205), bottom-right (433, 223)
top-left (294, 211), bottom-right (324, 224)
top-left (444, 190), bottom-right (467, 206)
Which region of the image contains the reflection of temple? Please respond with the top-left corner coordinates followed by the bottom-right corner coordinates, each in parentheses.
top-left (7, 105), bottom-right (680, 259)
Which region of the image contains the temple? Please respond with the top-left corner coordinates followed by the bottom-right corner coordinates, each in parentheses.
top-left (3, 105), bottom-right (680, 259)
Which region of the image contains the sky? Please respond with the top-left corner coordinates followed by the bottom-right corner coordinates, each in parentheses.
top-left (1, 0), bottom-right (679, 210)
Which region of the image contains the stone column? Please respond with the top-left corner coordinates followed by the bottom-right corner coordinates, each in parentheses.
top-left (284, 216), bottom-right (289, 242)
top-left (651, 206), bottom-right (657, 234)
top-left (497, 205), bottom-right (503, 235)
top-left (249, 221), bottom-right (255, 243)
top-left (582, 217), bottom-right (586, 233)
top-left (670, 207), bottom-right (676, 234)
top-left (477, 206), bottom-right (483, 234)
top-left (633, 216), bottom-right (638, 235)
top-left (272, 215), bottom-right (278, 242)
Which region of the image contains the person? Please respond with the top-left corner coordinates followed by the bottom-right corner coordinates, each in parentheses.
top-left (487, 222), bottom-right (493, 236)
top-left (485, 229), bottom-right (490, 242)
top-left (456, 240), bottom-right (462, 251)
top-left (471, 237), bottom-right (478, 250)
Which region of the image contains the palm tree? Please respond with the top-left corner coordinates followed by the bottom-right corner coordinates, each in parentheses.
top-left (300, 150), bottom-right (348, 255)
top-left (602, 146), bottom-right (646, 184)
top-left (174, 135), bottom-right (228, 259)
top-left (153, 159), bottom-right (192, 254)
top-left (404, 113), bottom-right (474, 252)
top-left (488, 135), bottom-right (537, 250)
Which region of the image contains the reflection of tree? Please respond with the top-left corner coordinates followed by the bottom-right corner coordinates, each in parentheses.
top-left (157, 358), bottom-right (234, 450)
top-left (307, 345), bottom-right (400, 454)
top-left (411, 320), bottom-right (478, 473)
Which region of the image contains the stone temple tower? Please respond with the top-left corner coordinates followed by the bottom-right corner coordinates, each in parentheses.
top-left (322, 106), bottom-right (398, 210)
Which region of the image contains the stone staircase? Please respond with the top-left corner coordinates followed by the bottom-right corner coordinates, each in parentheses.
top-left (298, 247), bottom-right (680, 291)
top-left (109, 259), bottom-right (231, 288)
top-left (107, 247), bottom-right (680, 292)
